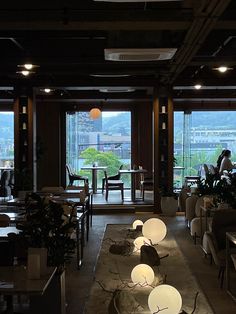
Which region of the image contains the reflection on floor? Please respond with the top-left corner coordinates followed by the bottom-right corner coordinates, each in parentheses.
top-left (66, 214), bottom-right (236, 314)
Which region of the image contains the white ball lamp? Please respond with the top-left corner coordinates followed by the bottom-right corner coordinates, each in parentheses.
top-left (148, 284), bottom-right (182, 314)
top-left (133, 236), bottom-right (151, 250)
top-left (132, 220), bottom-right (143, 229)
top-left (131, 264), bottom-right (155, 286)
top-left (142, 218), bottom-right (167, 244)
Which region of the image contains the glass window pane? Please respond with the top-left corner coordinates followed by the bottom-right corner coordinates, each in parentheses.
top-left (0, 112), bottom-right (14, 168)
top-left (66, 111), bottom-right (131, 189)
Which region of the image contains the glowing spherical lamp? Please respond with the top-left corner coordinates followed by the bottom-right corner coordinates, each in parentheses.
top-left (133, 236), bottom-right (151, 250)
top-left (148, 284), bottom-right (182, 314)
top-left (142, 218), bottom-right (167, 244)
top-left (89, 108), bottom-right (101, 120)
top-left (131, 264), bottom-right (155, 286)
top-left (132, 220), bottom-right (143, 229)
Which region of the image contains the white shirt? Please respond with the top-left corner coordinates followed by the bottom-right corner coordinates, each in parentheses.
top-left (219, 156), bottom-right (235, 174)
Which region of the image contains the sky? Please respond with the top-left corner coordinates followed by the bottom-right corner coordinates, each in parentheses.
top-left (102, 111), bottom-right (123, 118)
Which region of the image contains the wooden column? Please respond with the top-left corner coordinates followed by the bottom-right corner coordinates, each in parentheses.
top-left (153, 87), bottom-right (174, 212)
top-left (14, 86), bottom-right (35, 193)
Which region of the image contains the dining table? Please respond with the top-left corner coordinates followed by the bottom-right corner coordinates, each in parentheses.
top-left (0, 266), bottom-right (65, 314)
top-left (119, 168), bottom-right (147, 202)
top-left (81, 165), bottom-right (107, 193)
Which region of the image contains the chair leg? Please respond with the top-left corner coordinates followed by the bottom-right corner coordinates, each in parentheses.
top-left (121, 187), bottom-right (124, 200)
top-left (102, 178), bottom-right (105, 194)
top-left (142, 189), bottom-right (145, 201)
top-left (105, 188), bottom-right (108, 201)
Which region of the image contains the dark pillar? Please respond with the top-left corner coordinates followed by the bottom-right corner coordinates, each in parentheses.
top-left (153, 87), bottom-right (174, 212)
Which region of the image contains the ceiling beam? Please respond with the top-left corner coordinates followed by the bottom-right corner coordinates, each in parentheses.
top-left (167, 0), bottom-right (232, 84)
top-left (0, 20), bottom-right (191, 31)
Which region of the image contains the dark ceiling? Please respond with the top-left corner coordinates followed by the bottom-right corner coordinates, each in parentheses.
top-left (0, 0), bottom-right (236, 103)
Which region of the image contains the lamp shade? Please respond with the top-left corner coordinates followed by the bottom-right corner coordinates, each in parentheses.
top-left (132, 220), bottom-right (143, 229)
top-left (148, 284), bottom-right (182, 314)
top-left (131, 263), bottom-right (155, 286)
top-left (142, 218), bottom-right (167, 244)
top-left (133, 236), bottom-right (151, 250)
top-left (89, 108), bottom-right (101, 119)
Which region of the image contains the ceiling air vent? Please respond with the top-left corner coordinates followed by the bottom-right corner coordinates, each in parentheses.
top-left (104, 48), bottom-right (177, 62)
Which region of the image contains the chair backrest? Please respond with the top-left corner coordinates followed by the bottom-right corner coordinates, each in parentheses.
top-left (66, 164), bottom-right (74, 177)
top-left (0, 214), bottom-right (10, 227)
top-left (104, 170), bottom-right (108, 185)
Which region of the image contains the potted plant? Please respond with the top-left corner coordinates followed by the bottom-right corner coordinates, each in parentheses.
top-left (160, 187), bottom-right (178, 216)
top-left (17, 193), bottom-right (77, 313)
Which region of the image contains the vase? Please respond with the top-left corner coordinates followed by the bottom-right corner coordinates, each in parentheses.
top-left (161, 196), bottom-right (178, 216)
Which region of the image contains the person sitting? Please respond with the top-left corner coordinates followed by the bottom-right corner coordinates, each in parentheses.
top-left (216, 149), bottom-right (226, 170)
top-left (219, 149), bottom-right (236, 175)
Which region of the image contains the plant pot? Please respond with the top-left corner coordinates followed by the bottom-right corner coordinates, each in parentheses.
top-left (28, 247), bottom-right (48, 276)
top-left (161, 196), bottom-right (178, 216)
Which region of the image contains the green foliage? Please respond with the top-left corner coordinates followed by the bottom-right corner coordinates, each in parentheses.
top-left (18, 193), bottom-right (76, 267)
top-left (196, 174), bottom-right (236, 208)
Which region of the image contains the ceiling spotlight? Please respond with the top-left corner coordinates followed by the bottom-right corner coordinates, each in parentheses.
top-left (213, 66), bottom-right (233, 73)
top-left (21, 70), bottom-right (30, 76)
top-left (44, 88), bottom-right (51, 93)
top-left (24, 63), bottom-right (33, 70)
top-left (194, 84), bottom-right (202, 90)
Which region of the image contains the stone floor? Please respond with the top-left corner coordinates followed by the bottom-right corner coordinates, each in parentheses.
top-left (66, 213), bottom-right (236, 314)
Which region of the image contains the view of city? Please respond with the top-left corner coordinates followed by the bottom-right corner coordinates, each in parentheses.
top-left (66, 111), bottom-right (131, 188)
top-left (0, 112), bottom-right (14, 168)
top-left (174, 111), bottom-right (236, 187)
top-left (1, 110), bottom-right (236, 189)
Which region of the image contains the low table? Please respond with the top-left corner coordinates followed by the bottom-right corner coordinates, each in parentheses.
top-left (85, 224), bottom-right (213, 314)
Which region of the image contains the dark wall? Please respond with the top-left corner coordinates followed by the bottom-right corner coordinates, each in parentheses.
top-left (36, 102), bottom-right (61, 189)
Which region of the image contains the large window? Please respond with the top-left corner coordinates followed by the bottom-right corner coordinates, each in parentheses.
top-left (174, 110), bottom-right (236, 187)
top-left (0, 112), bottom-right (14, 168)
top-left (66, 111), bottom-right (131, 188)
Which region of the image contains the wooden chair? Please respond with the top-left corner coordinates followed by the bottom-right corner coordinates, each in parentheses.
top-left (139, 167), bottom-right (153, 201)
top-left (103, 170), bottom-right (124, 201)
top-left (102, 165), bottom-right (123, 193)
top-left (66, 164), bottom-right (89, 186)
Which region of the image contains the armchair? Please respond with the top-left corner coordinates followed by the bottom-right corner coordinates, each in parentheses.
top-left (66, 164), bottom-right (88, 186)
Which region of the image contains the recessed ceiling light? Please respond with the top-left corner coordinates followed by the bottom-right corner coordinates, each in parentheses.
top-left (212, 66), bottom-right (233, 73)
top-left (44, 88), bottom-right (51, 93)
top-left (17, 64), bottom-right (40, 70)
top-left (17, 70), bottom-right (30, 76)
top-left (194, 84), bottom-right (202, 90)
top-left (24, 63), bottom-right (33, 70)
